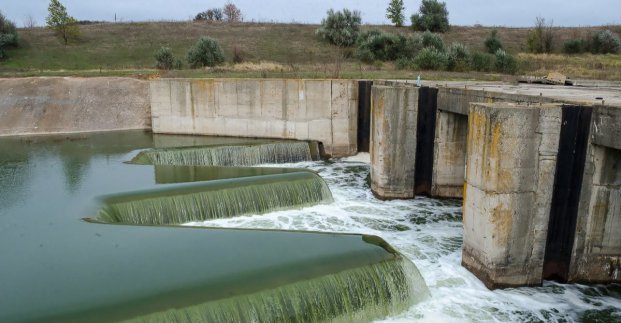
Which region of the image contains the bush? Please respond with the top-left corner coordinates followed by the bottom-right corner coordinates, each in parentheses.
top-left (591, 30), bottom-right (621, 54)
top-left (494, 49), bottom-right (518, 74)
top-left (414, 47), bottom-right (448, 70)
top-left (484, 29), bottom-right (503, 54)
top-left (421, 31), bottom-right (444, 51)
top-left (395, 57), bottom-right (415, 70)
top-left (447, 42), bottom-right (470, 71)
top-left (195, 9), bottom-right (223, 22)
top-left (316, 9), bottom-right (361, 47)
top-left (470, 52), bottom-right (495, 72)
top-left (386, 0), bottom-right (405, 27)
top-left (411, 0), bottom-right (449, 33)
top-left (0, 11), bottom-right (18, 59)
top-left (233, 46), bottom-right (245, 63)
top-left (563, 39), bottom-right (588, 54)
top-left (187, 37), bottom-right (225, 68)
top-left (527, 17), bottom-right (554, 53)
top-left (355, 30), bottom-right (410, 63)
top-left (154, 47), bottom-right (175, 70)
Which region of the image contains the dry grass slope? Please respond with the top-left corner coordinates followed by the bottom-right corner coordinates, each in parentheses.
top-left (1, 21), bottom-right (619, 80)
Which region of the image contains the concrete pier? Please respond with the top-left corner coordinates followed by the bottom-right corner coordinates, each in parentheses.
top-left (370, 85), bottom-right (418, 199)
top-left (462, 103), bottom-right (561, 288)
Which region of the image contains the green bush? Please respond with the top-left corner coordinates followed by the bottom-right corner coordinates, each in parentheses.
top-left (494, 49), bottom-right (518, 74)
top-left (187, 37), bottom-right (225, 68)
top-left (421, 31), bottom-right (444, 51)
top-left (527, 17), bottom-right (554, 54)
top-left (414, 47), bottom-right (448, 70)
top-left (154, 47), bottom-right (175, 70)
top-left (563, 39), bottom-right (588, 54)
top-left (484, 29), bottom-right (503, 54)
top-left (355, 30), bottom-right (410, 63)
top-left (470, 52), bottom-right (495, 72)
top-left (591, 30), bottom-right (621, 54)
top-left (395, 57), bottom-right (415, 70)
top-left (447, 42), bottom-right (470, 72)
top-left (0, 10), bottom-right (18, 59)
top-left (316, 9), bottom-right (361, 47)
top-left (411, 0), bottom-right (449, 33)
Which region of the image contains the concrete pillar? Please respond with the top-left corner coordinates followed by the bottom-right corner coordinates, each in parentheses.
top-left (370, 85), bottom-right (418, 199)
top-left (462, 102), bottom-right (562, 288)
top-left (570, 106), bottom-right (621, 283)
top-left (431, 110), bottom-right (468, 198)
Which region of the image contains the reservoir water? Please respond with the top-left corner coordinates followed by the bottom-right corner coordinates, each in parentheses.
top-left (0, 130), bottom-right (619, 322)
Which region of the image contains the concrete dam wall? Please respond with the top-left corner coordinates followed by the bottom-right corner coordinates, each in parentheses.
top-left (150, 79), bottom-right (358, 157)
top-left (0, 77), bottom-right (151, 136)
top-left (369, 82), bottom-right (621, 288)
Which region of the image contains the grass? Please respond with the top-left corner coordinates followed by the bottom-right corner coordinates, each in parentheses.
top-left (1, 21), bottom-right (620, 80)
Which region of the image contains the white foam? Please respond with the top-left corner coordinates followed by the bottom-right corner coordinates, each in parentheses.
top-left (190, 160), bottom-right (621, 322)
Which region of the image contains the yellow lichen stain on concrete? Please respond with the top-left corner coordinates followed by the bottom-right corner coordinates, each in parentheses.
top-left (462, 182), bottom-right (468, 223)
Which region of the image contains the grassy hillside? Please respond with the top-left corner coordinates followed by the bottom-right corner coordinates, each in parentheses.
top-left (1, 21), bottom-right (620, 80)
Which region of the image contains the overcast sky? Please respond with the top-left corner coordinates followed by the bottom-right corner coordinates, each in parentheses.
top-left (3, 0), bottom-right (620, 28)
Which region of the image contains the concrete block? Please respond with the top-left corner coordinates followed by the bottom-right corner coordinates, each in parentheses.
top-left (462, 102), bottom-right (563, 288)
top-left (370, 85), bottom-right (418, 199)
top-left (305, 80), bottom-right (331, 120)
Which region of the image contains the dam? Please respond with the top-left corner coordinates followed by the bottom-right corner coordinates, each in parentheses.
top-left (0, 77), bottom-right (620, 321)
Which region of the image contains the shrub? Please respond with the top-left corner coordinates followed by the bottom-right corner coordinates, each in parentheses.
top-left (563, 39), bottom-right (587, 54)
top-left (233, 46), bottom-right (245, 63)
top-left (187, 37), bottom-right (225, 68)
top-left (355, 30), bottom-right (410, 62)
top-left (494, 49), bottom-right (518, 74)
top-left (195, 9), bottom-right (223, 22)
top-left (154, 47), bottom-right (175, 70)
top-left (316, 9), bottom-right (361, 47)
top-left (527, 17), bottom-right (554, 53)
top-left (484, 29), bottom-right (503, 54)
top-left (470, 52), bottom-right (495, 72)
top-left (414, 47), bottom-right (448, 70)
top-left (0, 11), bottom-right (18, 59)
top-left (421, 31), bottom-right (444, 51)
top-left (591, 30), bottom-right (621, 54)
top-left (395, 57), bottom-right (415, 70)
top-left (411, 0), bottom-right (449, 33)
top-left (447, 42), bottom-right (470, 71)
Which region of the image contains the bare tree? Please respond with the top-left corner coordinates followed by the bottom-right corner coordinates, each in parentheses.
top-left (223, 2), bottom-right (242, 22)
top-left (23, 15), bottom-right (37, 29)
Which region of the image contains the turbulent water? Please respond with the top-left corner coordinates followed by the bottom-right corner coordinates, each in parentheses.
top-left (186, 155), bottom-right (621, 323)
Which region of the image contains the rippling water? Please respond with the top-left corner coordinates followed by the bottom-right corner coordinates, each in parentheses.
top-left (188, 155), bottom-right (621, 323)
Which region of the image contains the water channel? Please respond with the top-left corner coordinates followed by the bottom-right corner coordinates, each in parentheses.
top-left (0, 130), bottom-right (619, 322)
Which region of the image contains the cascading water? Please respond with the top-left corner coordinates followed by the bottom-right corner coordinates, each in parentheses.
top-left (0, 134), bottom-right (434, 323)
top-left (93, 172), bottom-right (334, 225)
top-left (130, 141), bottom-right (319, 166)
top-left (127, 258), bottom-right (429, 323)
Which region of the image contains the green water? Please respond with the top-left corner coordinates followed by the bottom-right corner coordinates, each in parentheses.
top-left (0, 131), bottom-right (427, 322)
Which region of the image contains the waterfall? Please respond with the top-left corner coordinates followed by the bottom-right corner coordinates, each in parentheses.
top-left (130, 142), bottom-right (319, 167)
top-left (94, 172), bottom-right (333, 225)
top-left (125, 258), bottom-right (430, 323)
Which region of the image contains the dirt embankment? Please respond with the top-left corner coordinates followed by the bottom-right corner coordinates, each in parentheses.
top-left (0, 77), bottom-right (151, 136)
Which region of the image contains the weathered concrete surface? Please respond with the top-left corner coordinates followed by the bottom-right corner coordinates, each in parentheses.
top-left (431, 111), bottom-right (468, 198)
top-left (370, 85), bottom-right (418, 199)
top-left (462, 103), bottom-right (562, 288)
top-left (431, 87), bottom-right (555, 198)
top-left (150, 79), bottom-right (357, 157)
top-left (570, 106), bottom-right (621, 283)
top-left (0, 77), bottom-right (151, 136)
